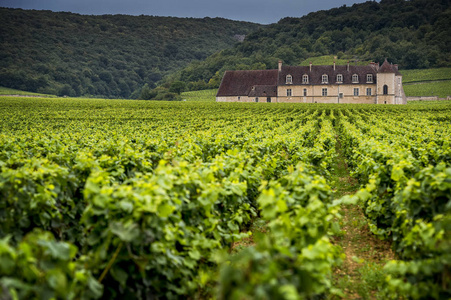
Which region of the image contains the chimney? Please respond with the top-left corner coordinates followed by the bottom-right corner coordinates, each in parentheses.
top-left (394, 64), bottom-right (398, 70)
top-left (333, 61), bottom-right (336, 71)
top-left (347, 61), bottom-right (349, 71)
top-left (278, 60), bottom-right (282, 72)
top-left (309, 62), bottom-right (312, 72)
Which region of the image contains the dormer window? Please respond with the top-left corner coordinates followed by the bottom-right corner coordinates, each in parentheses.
top-left (302, 74), bottom-right (309, 84)
top-left (367, 74), bottom-right (373, 83)
top-left (286, 74), bottom-right (292, 84)
top-left (352, 74), bottom-right (359, 83)
top-left (322, 74), bottom-right (328, 84)
top-left (336, 74), bottom-right (343, 83)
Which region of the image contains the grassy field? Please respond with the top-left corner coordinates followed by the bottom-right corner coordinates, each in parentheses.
top-left (0, 86), bottom-right (55, 97)
top-left (400, 67), bottom-right (451, 83)
top-left (400, 67), bottom-right (451, 98)
top-left (408, 100), bottom-right (451, 105)
top-left (404, 80), bottom-right (451, 98)
top-left (181, 89), bottom-right (217, 101)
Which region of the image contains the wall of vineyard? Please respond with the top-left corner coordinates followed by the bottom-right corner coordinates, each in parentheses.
top-left (0, 97), bottom-right (449, 299)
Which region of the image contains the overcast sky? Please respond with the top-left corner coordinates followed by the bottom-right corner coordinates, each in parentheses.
top-left (0, 0), bottom-right (374, 24)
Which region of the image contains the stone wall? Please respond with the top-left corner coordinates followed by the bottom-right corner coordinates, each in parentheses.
top-left (216, 96), bottom-right (253, 102)
top-left (407, 96), bottom-right (439, 101)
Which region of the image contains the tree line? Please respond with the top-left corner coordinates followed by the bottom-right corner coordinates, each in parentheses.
top-left (0, 8), bottom-right (260, 98)
top-left (170, 0), bottom-right (451, 91)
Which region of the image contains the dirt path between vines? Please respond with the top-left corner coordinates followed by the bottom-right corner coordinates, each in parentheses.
top-left (330, 135), bottom-right (395, 299)
top-left (230, 130), bottom-right (396, 298)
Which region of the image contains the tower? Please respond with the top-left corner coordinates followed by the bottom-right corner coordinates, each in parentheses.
top-left (376, 59), bottom-right (405, 104)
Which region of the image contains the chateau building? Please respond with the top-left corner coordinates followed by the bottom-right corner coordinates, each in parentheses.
top-left (216, 59), bottom-right (406, 104)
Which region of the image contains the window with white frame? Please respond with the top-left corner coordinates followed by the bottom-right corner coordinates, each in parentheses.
top-left (286, 74), bottom-right (292, 84)
top-left (354, 88), bottom-right (359, 96)
top-left (322, 74), bottom-right (328, 84)
top-left (322, 88), bottom-right (327, 96)
top-left (352, 74), bottom-right (359, 83)
top-left (366, 88), bottom-right (372, 96)
top-left (287, 89), bottom-right (292, 97)
top-left (303, 89), bottom-right (307, 96)
top-left (339, 93), bottom-right (343, 98)
top-left (302, 74), bottom-right (309, 84)
top-left (336, 74), bottom-right (343, 83)
top-left (367, 74), bottom-right (373, 83)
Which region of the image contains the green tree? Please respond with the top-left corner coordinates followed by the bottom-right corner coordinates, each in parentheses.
top-left (139, 84), bottom-right (156, 100)
top-left (169, 81), bottom-right (186, 94)
top-left (208, 72), bottom-right (222, 88)
top-left (58, 84), bottom-right (75, 97)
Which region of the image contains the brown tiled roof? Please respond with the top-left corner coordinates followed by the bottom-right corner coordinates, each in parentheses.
top-left (216, 70), bottom-right (278, 96)
top-left (378, 59), bottom-right (401, 75)
top-left (278, 64), bottom-right (378, 86)
top-left (248, 85), bottom-right (277, 97)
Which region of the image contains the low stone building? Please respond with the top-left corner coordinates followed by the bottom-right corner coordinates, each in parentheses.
top-left (216, 59), bottom-right (406, 104)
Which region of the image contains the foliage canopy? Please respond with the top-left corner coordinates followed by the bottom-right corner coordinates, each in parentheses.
top-left (0, 8), bottom-right (260, 98)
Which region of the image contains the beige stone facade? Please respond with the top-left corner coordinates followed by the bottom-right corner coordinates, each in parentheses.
top-left (277, 83), bottom-right (377, 104)
top-left (216, 59), bottom-right (406, 105)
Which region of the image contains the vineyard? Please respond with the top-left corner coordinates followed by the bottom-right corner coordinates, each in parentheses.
top-left (0, 97), bottom-right (450, 299)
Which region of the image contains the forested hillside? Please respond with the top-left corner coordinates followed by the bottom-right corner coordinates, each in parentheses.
top-left (2, 0), bottom-right (450, 99)
top-left (0, 8), bottom-right (260, 97)
top-left (173, 0), bottom-right (451, 90)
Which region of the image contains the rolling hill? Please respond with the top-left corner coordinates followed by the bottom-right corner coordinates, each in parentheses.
top-left (0, 8), bottom-right (261, 98)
